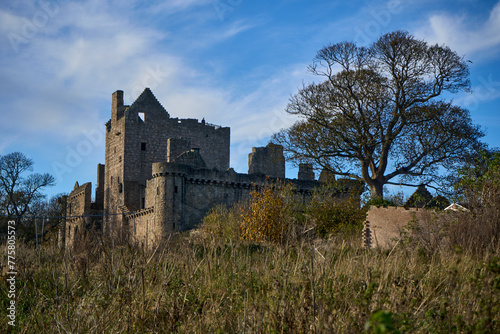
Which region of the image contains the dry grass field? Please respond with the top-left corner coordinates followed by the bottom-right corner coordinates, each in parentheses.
top-left (1, 225), bottom-right (499, 333)
top-left (2, 178), bottom-right (499, 333)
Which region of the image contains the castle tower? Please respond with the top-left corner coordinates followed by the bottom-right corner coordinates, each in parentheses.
top-left (103, 88), bottom-right (230, 240)
top-left (104, 90), bottom-right (128, 238)
top-left (248, 143), bottom-right (285, 179)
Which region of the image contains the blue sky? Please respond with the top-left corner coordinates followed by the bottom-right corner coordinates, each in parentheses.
top-left (1, 0), bottom-right (500, 199)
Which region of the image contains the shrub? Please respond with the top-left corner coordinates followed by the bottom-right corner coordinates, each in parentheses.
top-left (407, 150), bottom-right (500, 254)
top-left (364, 196), bottom-right (398, 208)
top-left (308, 183), bottom-right (367, 238)
top-left (455, 150), bottom-right (500, 206)
top-left (406, 199), bottom-right (500, 255)
top-left (200, 204), bottom-right (240, 244)
top-left (209, 182), bottom-right (367, 243)
top-left (239, 184), bottom-right (298, 243)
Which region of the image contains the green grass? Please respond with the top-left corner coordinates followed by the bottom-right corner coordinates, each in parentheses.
top-left (1, 233), bottom-right (499, 333)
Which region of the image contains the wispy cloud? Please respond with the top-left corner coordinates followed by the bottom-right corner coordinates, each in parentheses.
top-left (1, 0), bottom-right (171, 138)
top-left (416, 1), bottom-right (500, 58)
top-left (144, 0), bottom-right (212, 14)
top-left (2, 0), bottom-right (500, 194)
top-left (220, 20), bottom-right (256, 39)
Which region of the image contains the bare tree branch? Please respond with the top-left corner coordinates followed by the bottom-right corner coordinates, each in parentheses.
top-left (0, 152), bottom-right (55, 217)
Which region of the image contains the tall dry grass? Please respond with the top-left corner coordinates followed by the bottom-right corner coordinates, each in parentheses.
top-left (2, 179), bottom-right (499, 333)
top-left (406, 175), bottom-right (500, 257)
top-left (1, 228), bottom-right (499, 333)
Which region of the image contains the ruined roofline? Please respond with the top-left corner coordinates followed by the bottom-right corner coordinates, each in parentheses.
top-left (110, 88), bottom-right (228, 131)
top-left (130, 87), bottom-right (167, 111)
top-left (68, 182), bottom-right (92, 197)
top-left (166, 117), bottom-right (229, 130)
top-left (105, 115), bottom-right (228, 131)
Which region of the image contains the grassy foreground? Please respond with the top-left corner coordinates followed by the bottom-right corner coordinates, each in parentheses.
top-left (1, 232), bottom-right (499, 333)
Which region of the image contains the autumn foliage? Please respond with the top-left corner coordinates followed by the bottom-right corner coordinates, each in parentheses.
top-left (239, 185), bottom-right (294, 243)
top-left (202, 181), bottom-right (365, 244)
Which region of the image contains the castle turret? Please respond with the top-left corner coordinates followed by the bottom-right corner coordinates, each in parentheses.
top-left (152, 162), bottom-right (186, 234)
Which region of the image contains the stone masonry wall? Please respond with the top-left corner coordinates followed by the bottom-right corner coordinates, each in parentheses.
top-left (167, 138), bottom-right (192, 162)
top-left (65, 182), bottom-right (92, 248)
top-left (104, 88), bottom-right (230, 237)
top-left (363, 206), bottom-right (435, 249)
top-left (298, 164), bottom-right (315, 181)
top-left (147, 161), bottom-right (319, 237)
top-left (125, 208), bottom-right (155, 248)
top-left (248, 143), bottom-right (285, 179)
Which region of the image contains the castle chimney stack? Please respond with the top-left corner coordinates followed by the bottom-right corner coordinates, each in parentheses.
top-left (112, 90), bottom-right (124, 121)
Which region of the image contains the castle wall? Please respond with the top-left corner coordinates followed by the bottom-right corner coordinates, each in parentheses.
top-left (125, 208), bottom-right (155, 248)
top-left (65, 182), bottom-right (92, 248)
top-left (147, 162), bottom-right (319, 236)
top-left (105, 89), bottom-right (230, 220)
top-left (167, 138), bottom-right (191, 162)
top-left (363, 206), bottom-right (435, 249)
top-left (298, 163), bottom-right (315, 181)
top-left (182, 176), bottom-right (250, 231)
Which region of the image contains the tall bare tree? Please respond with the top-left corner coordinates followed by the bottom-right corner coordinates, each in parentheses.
top-left (0, 152), bottom-right (55, 217)
top-left (272, 31), bottom-right (484, 198)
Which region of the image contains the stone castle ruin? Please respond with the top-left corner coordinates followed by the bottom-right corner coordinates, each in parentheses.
top-left (60, 88), bottom-right (359, 248)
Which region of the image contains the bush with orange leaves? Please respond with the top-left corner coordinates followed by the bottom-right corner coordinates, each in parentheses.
top-left (239, 184), bottom-right (299, 244)
top-left (203, 181), bottom-right (366, 244)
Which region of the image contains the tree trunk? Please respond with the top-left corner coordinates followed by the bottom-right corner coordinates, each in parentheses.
top-left (369, 181), bottom-right (384, 199)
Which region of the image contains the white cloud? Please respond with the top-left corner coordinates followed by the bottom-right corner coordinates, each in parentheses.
top-left (0, 0), bottom-right (281, 176)
top-left (0, 10), bottom-right (23, 33)
top-left (145, 0), bottom-right (212, 14)
top-left (416, 1), bottom-right (500, 58)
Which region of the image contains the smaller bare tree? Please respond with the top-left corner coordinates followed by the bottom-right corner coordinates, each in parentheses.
top-left (0, 152), bottom-right (55, 218)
